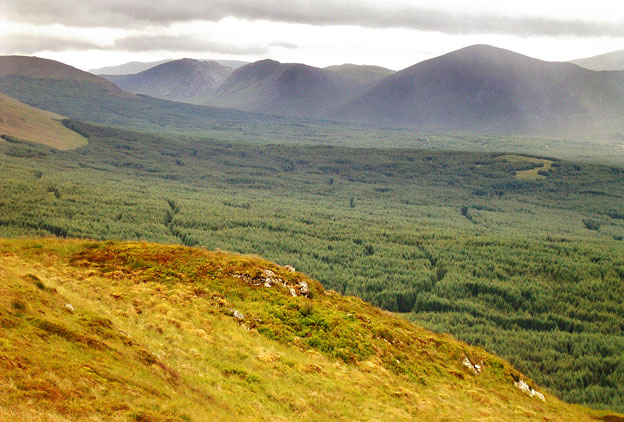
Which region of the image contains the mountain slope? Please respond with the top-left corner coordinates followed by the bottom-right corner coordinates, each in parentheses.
top-left (325, 63), bottom-right (395, 86)
top-left (206, 59), bottom-right (365, 117)
top-left (89, 59), bottom-right (173, 75)
top-left (0, 93), bottom-right (87, 149)
top-left (1, 237), bottom-right (620, 421)
top-left (102, 59), bottom-right (233, 102)
top-left (0, 56), bottom-right (129, 96)
top-left (90, 59), bottom-right (248, 75)
top-left (0, 55), bottom-right (292, 137)
top-left (571, 50), bottom-right (624, 71)
top-left (331, 45), bottom-right (624, 137)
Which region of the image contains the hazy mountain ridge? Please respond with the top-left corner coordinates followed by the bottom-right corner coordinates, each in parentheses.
top-left (205, 59), bottom-right (370, 116)
top-left (324, 63), bottom-right (396, 85)
top-left (571, 50), bottom-right (624, 71)
top-left (102, 58), bottom-right (234, 102)
top-left (90, 58), bottom-right (249, 75)
top-left (329, 45), bottom-right (624, 137)
top-left (2, 45), bottom-right (624, 139)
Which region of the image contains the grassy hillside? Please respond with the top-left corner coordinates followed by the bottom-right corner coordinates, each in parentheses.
top-left (0, 93), bottom-right (87, 150)
top-left (1, 238), bottom-right (621, 421)
top-left (0, 121), bottom-right (623, 411)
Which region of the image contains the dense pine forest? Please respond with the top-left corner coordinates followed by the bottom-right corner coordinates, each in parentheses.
top-left (1, 121), bottom-right (623, 411)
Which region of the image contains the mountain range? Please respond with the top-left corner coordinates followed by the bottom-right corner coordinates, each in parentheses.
top-left (89, 58), bottom-right (248, 75)
top-left (2, 45), bottom-right (624, 139)
top-left (102, 59), bottom-right (234, 102)
top-left (571, 49), bottom-right (624, 71)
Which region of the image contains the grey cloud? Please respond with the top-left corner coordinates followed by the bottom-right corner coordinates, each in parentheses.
top-left (0, 34), bottom-right (101, 54)
top-left (4, 0), bottom-right (624, 37)
top-left (271, 41), bottom-right (298, 49)
top-left (113, 35), bottom-right (269, 54)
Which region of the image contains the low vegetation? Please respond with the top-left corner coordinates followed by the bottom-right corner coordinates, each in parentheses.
top-left (0, 122), bottom-right (623, 412)
top-left (0, 93), bottom-right (87, 150)
top-left (0, 238), bottom-right (621, 421)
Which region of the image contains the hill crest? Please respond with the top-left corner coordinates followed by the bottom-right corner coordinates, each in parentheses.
top-left (0, 238), bottom-right (620, 421)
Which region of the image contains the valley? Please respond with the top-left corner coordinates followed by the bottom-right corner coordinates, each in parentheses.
top-left (1, 41), bottom-right (624, 420)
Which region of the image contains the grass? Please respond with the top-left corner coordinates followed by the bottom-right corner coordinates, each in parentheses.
top-left (0, 93), bottom-right (87, 150)
top-left (0, 237), bottom-right (621, 421)
top-left (0, 121), bottom-right (623, 411)
top-left (494, 154), bottom-right (555, 180)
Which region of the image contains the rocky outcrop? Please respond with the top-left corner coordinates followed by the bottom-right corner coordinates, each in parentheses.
top-left (462, 356), bottom-right (483, 375)
top-left (515, 380), bottom-right (545, 401)
top-left (232, 268), bottom-right (310, 298)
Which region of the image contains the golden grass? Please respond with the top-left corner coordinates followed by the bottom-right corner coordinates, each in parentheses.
top-left (0, 93), bottom-right (87, 150)
top-left (0, 237), bottom-right (620, 421)
top-left (494, 154), bottom-right (554, 180)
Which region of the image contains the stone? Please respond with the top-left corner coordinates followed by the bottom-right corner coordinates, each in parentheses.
top-left (289, 288), bottom-right (297, 297)
top-left (461, 357), bottom-right (482, 375)
top-left (231, 309), bottom-right (244, 320)
top-left (65, 303), bottom-right (74, 312)
top-left (284, 265), bottom-right (296, 273)
top-left (299, 282), bottom-right (310, 296)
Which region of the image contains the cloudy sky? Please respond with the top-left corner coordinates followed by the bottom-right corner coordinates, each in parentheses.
top-left (2, 0), bottom-right (623, 71)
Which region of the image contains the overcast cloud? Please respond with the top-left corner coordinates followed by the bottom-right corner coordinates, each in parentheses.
top-left (4, 0), bottom-right (624, 37)
top-left (1, 1), bottom-right (623, 70)
top-left (113, 35), bottom-right (270, 54)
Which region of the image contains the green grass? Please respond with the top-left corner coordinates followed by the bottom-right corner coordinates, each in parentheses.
top-left (0, 121), bottom-right (623, 412)
top-left (0, 237), bottom-right (621, 421)
top-left (0, 93), bottom-right (87, 150)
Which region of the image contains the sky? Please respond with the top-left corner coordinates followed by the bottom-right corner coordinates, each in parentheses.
top-left (1, 0), bottom-right (623, 71)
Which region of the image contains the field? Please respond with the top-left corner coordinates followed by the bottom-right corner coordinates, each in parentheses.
top-left (1, 121), bottom-right (623, 412)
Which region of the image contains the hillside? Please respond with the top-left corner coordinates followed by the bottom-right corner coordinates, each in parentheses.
top-left (206, 59), bottom-right (365, 116)
top-left (90, 59), bottom-right (173, 75)
top-left (102, 59), bottom-right (233, 102)
top-left (571, 50), bottom-right (624, 71)
top-left (0, 55), bottom-right (297, 138)
top-left (325, 63), bottom-right (395, 85)
top-left (0, 93), bottom-right (87, 150)
top-left (331, 45), bottom-right (624, 137)
top-left (1, 238), bottom-right (620, 421)
top-left (0, 56), bottom-right (130, 96)
top-left (90, 59), bottom-right (248, 75)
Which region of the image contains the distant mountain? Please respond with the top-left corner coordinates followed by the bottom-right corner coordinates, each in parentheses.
top-left (330, 45), bottom-right (624, 137)
top-left (89, 59), bottom-right (173, 75)
top-left (571, 50), bottom-right (624, 71)
top-left (102, 59), bottom-right (233, 102)
top-left (0, 55), bottom-right (283, 136)
top-left (325, 63), bottom-right (395, 86)
top-left (0, 93), bottom-right (87, 150)
top-left (90, 59), bottom-right (249, 75)
top-left (206, 59), bottom-right (367, 117)
top-left (0, 56), bottom-right (126, 94)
